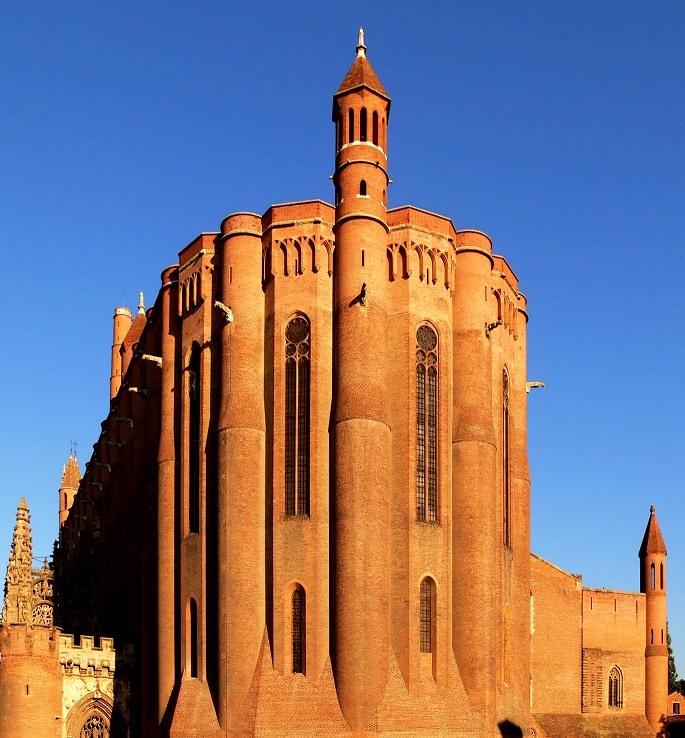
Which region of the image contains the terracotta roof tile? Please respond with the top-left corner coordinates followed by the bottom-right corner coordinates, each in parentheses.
top-left (335, 56), bottom-right (389, 100)
top-left (639, 505), bottom-right (667, 556)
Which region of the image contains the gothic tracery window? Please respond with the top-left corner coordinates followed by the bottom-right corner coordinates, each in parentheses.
top-left (31, 603), bottom-right (53, 626)
top-left (285, 316), bottom-right (310, 515)
top-left (608, 666), bottom-right (623, 708)
top-left (81, 713), bottom-right (108, 738)
top-left (416, 324), bottom-right (438, 522)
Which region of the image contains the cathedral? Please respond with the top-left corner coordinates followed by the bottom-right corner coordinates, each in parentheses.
top-left (0, 32), bottom-right (674, 738)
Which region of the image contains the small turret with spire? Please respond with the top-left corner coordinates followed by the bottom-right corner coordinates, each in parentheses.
top-left (639, 504), bottom-right (668, 734)
top-left (2, 498), bottom-right (34, 625)
top-left (59, 452), bottom-right (81, 527)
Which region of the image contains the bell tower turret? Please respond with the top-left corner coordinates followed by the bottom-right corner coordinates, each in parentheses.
top-left (331, 30), bottom-right (392, 732)
top-left (639, 504), bottom-right (668, 734)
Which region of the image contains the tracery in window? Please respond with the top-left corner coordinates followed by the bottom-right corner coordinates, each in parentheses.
top-left (31, 603), bottom-right (53, 626)
top-left (608, 666), bottom-right (623, 708)
top-left (416, 324), bottom-right (438, 522)
top-left (420, 578), bottom-right (435, 653)
top-left (81, 713), bottom-right (108, 738)
top-left (503, 368), bottom-right (511, 548)
top-left (285, 316), bottom-right (310, 515)
top-left (291, 586), bottom-right (306, 674)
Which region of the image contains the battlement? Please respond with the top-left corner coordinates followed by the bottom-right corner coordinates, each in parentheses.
top-left (0, 623), bottom-right (60, 656)
top-left (59, 633), bottom-right (115, 676)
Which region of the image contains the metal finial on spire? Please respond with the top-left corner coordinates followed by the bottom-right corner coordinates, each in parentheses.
top-left (138, 291), bottom-right (145, 314)
top-left (356, 28), bottom-right (366, 58)
top-left (651, 504), bottom-right (656, 514)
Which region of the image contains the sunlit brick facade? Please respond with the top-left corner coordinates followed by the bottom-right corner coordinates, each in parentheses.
top-left (0, 32), bottom-right (671, 738)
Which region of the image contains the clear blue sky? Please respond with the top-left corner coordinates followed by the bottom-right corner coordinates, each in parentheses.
top-left (1, 2), bottom-right (684, 670)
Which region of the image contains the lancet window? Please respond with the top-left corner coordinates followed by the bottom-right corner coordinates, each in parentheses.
top-left (188, 346), bottom-right (201, 534)
top-left (608, 666), bottom-right (623, 708)
top-left (416, 324), bottom-right (438, 522)
top-left (285, 316), bottom-right (310, 515)
top-left (420, 578), bottom-right (434, 653)
top-left (292, 586), bottom-right (306, 674)
top-left (503, 368), bottom-right (511, 548)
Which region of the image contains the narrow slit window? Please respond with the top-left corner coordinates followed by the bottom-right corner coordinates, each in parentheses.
top-left (360, 180), bottom-right (367, 196)
top-left (189, 597), bottom-right (198, 678)
top-left (348, 108), bottom-right (354, 143)
top-left (420, 578), bottom-right (434, 653)
top-left (188, 347), bottom-right (201, 534)
top-left (416, 325), bottom-right (438, 522)
top-left (360, 107), bottom-right (367, 141)
top-left (292, 587), bottom-right (306, 674)
top-left (361, 250), bottom-right (365, 267)
top-left (651, 562), bottom-right (655, 590)
top-left (503, 368), bottom-right (511, 548)
top-left (372, 111), bottom-right (379, 145)
top-left (285, 316), bottom-right (310, 515)
top-left (660, 562), bottom-right (664, 589)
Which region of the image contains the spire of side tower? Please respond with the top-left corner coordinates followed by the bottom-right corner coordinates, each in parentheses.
top-left (640, 504), bottom-right (669, 734)
top-left (59, 453), bottom-right (81, 527)
top-left (2, 498), bottom-right (34, 625)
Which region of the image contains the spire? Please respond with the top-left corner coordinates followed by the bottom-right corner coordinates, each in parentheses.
top-left (2, 498), bottom-right (34, 625)
top-left (356, 28), bottom-right (366, 58)
top-left (639, 504), bottom-right (668, 557)
top-left (334, 30), bottom-right (390, 106)
top-left (61, 454), bottom-right (81, 490)
top-left (138, 291), bottom-right (145, 314)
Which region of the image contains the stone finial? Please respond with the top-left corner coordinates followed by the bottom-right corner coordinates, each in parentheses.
top-left (356, 28), bottom-right (366, 58)
top-left (651, 504), bottom-right (656, 514)
top-left (138, 291), bottom-right (145, 314)
top-left (2, 498), bottom-right (34, 625)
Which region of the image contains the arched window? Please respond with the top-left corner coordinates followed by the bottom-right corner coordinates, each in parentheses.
top-left (420, 578), bottom-right (435, 653)
top-left (608, 666), bottom-right (623, 708)
top-left (416, 325), bottom-right (438, 522)
top-left (360, 107), bottom-right (367, 141)
top-left (359, 180), bottom-right (367, 196)
top-left (292, 586), bottom-right (306, 674)
top-left (80, 713), bottom-right (108, 738)
top-left (372, 111), bottom-right (379, 145)
top-left (348, 108), bottom-right (354, 144)
top-left (660, 562), bottom-right (664, 589)
top-left (189, 597), bottom-right (198, 678)
top-left (285, 316), bottom-right (310, 515)
top-left (503, 368), bottom-right (511, 548)
top-left (651, 562), bottom-right (655, 590)
top-left (188, 346), bottom-right (201, 534)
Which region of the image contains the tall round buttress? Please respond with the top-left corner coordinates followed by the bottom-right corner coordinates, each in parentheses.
top-left (639, 506), bottom-right (668, 734)
top-left (110, 307), bottom-right (133, 399)
top-left (217, 213), bottom-right (266, 730)
top-left (157, 264), bottom-right (179, 724)
top-left (451, 231), bottom-right (497, 721)
top-left (332, 62), bottom-right (391, 731)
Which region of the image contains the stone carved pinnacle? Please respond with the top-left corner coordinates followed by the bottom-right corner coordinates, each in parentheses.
top-left (2, 498), bottom-right (34, 625)
top-left (357, 28), bottom-right (366, 58)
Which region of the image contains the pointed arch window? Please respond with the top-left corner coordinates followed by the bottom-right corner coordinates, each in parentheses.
top-left (503, 368), bottom-right (511, 548)
top-left (651, 562), bottom-right (655, 590)
top-left (291, 586), bottom-right (306, 674)
top-left (188, 346), bottom-right (201, 533)
top-left (420, 578), bottom-right (435, 653)
top-left (416, 324), bottom-right (438, 522)
top-left (285, 316), bottom-right (310, 515)
top-left (608, 666), bottom-right (623, 708)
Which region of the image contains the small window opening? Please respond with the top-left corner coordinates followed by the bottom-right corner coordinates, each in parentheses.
top-left (651, 628), bottom-right (654, 644)
top-left (674, 702), bottom-right (681, 715)
top-left (348, 109), bottom-right (354, 144)
top-left (372, 111), bottom-right (379, 145)
top-left (361, 250), bottom-right (365, 267)
top-left (608, 666), bottom-right (623, 708)
top-left (662, 629), bottom-right (664, 644)
top-left (336, 186), bottom-right (341, 205)
top-left (651, 562), bottom-right (655, 590)
top-left (360, 107), bottom-right (367, 141)
top-left (360, 180), bottom-right (367, 196)
top-left (614, 599), bottom-right (617, 612)
top-left (590, 597), bottom-right (593, 610)
top-left (337, 113), bottom-right (343, 151)
top-left (229, 266), bottom-right (233, 284)
top-left (660, 562), bottom-right (664, 589)
top-left (292, 587), bottom-right (306, 674)
top-left (26, 685), bottom-right (29, 696)
top-left (189, 597), bottom-right (198, 678)
top-left (294, 258), bottom-right (299, 274)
